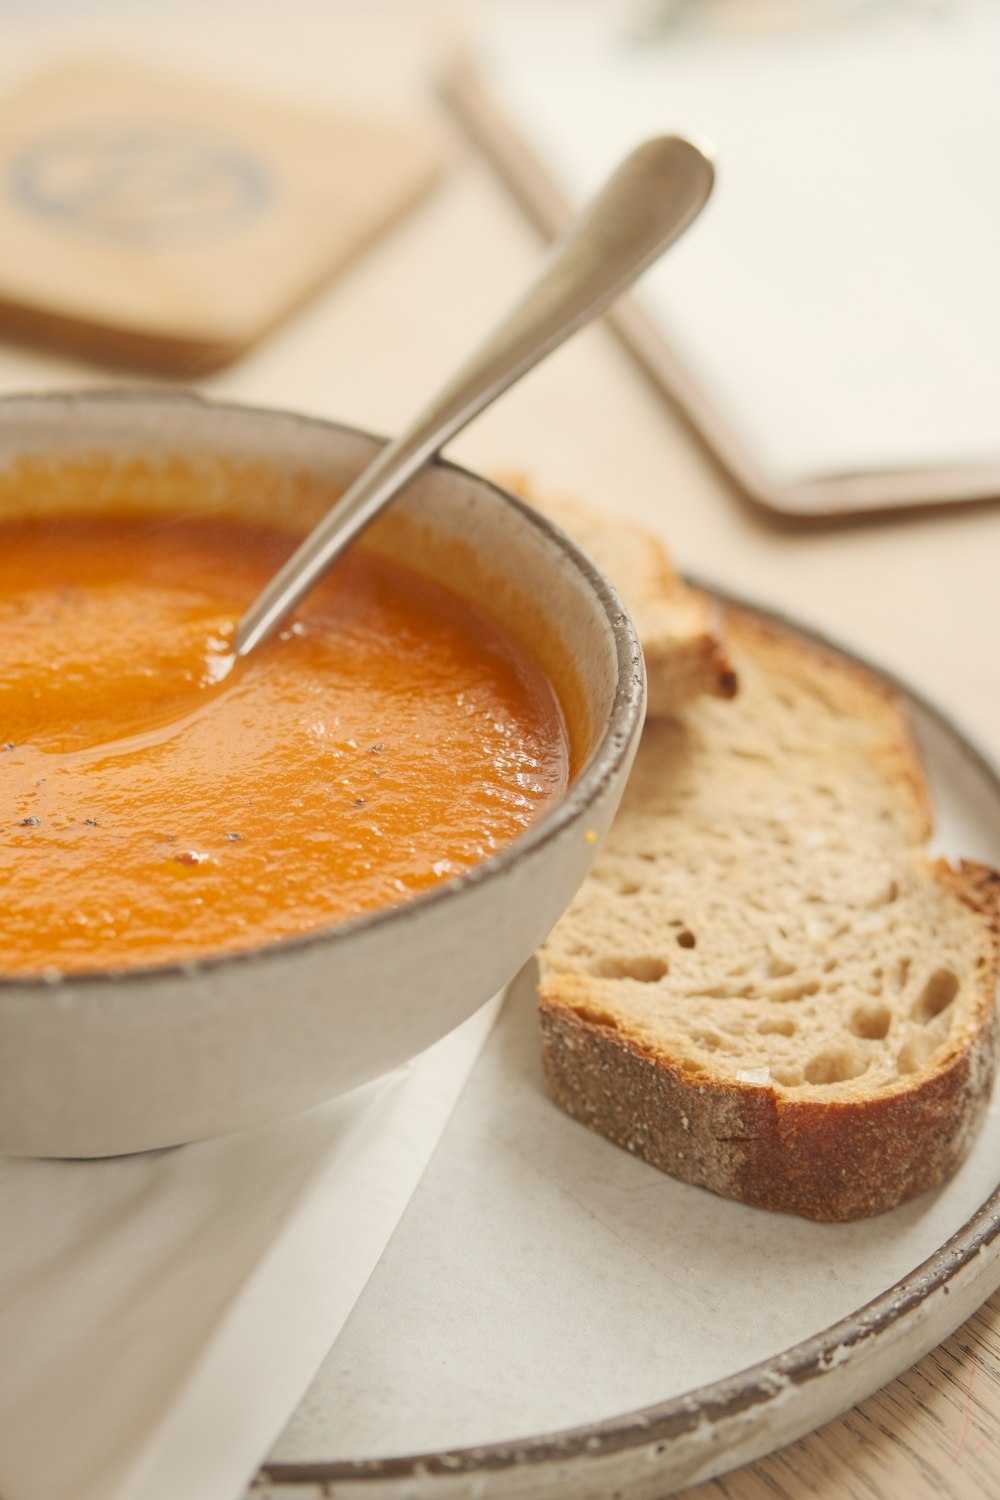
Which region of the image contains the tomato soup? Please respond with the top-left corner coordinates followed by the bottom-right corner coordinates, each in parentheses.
top-left (0, 513), bottom-right (570, 975)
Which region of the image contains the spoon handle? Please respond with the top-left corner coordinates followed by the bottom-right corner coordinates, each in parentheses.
top-left (235, 135), bottom-right (714, 656)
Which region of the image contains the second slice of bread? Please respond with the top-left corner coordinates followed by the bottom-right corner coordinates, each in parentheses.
top-left (538, 609), bottom-right (1000, 1221)
top-left (498, 476), bottom-right (738, 715)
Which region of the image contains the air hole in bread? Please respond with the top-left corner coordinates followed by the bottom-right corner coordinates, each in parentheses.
top-left (592, 955), bottom-right (668, 983)
top-left (804, 1047), bottom-right (867, 1085)
top-left (895, 956), bottom-right (912, 990)
top-left (897, 1031), bottom-right (938, 1075)
top-left (616, 877), bottom-right (642, 896)
top-left (913, 969), bottom-right (959, 1025)
top-left (577, 1004), bottom-right (622, 1033)
top-left (691, 982), bottom-right (756, 1000)
top-left (849, 1002), bottom-right (892, 1040)
top-left (758, 1017), bottom-right (796, 1037)
top-left (768, 954), bottom-right (796, 978)
top-left (771, 979), bottom-right (821, 1003)
top-left (676, 929), bottom-right (696, 949)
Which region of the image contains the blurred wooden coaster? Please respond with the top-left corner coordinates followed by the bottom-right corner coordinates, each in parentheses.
top-left (0, 59), bottom-right (445, 372)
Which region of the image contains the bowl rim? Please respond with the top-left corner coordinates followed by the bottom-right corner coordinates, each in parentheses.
top-left (0, 387), bottom-right (646, 990)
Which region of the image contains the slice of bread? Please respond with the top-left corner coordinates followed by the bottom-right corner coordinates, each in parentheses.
top-left (497, 475), bottom-right (738, 714)
top-left (538, 607), bottom-right (1000, 1221)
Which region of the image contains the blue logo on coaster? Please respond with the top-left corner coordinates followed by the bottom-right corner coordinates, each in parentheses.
top-left (10, 123), bottom-right (272, 244)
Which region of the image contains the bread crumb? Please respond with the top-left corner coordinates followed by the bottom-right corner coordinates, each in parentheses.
top-left (736, 1065), bottom-right (771, 1085)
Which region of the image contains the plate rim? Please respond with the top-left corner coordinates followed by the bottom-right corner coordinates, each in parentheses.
top-left (258, 590), bottom-right (1000, 1490)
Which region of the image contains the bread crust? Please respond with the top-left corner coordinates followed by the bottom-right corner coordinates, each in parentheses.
top-left (541, 864), bottom-right (999, 1221)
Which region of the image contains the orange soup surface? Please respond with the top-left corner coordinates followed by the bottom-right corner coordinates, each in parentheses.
top-left (0, 513), bottom-right (570, 975)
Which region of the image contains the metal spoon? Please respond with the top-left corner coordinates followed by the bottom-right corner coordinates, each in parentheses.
top-left (235, 135), bottom-right (714, 656)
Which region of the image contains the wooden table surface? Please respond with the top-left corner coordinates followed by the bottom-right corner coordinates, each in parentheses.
top-left (3, 4), bottom-right (999, 1496)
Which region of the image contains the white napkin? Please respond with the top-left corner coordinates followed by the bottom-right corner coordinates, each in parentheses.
top-left (0, 996), bottom-right (500, 1500)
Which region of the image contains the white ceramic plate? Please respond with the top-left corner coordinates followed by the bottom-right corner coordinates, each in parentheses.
top-left (255, 609), bottom-right (1000, 1500)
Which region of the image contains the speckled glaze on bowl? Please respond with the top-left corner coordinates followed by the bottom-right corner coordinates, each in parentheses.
top-left (0, 391), bottom-right (644, 1158)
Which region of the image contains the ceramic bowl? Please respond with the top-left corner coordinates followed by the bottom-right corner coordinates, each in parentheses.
top-left (0, 390), bottom-right (645, 1157)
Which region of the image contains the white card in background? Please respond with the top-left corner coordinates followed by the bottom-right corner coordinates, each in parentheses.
top-left (473, 1), bottom-right (1000, 513)
top-left (0, 997), bottom-right (500, 1500)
